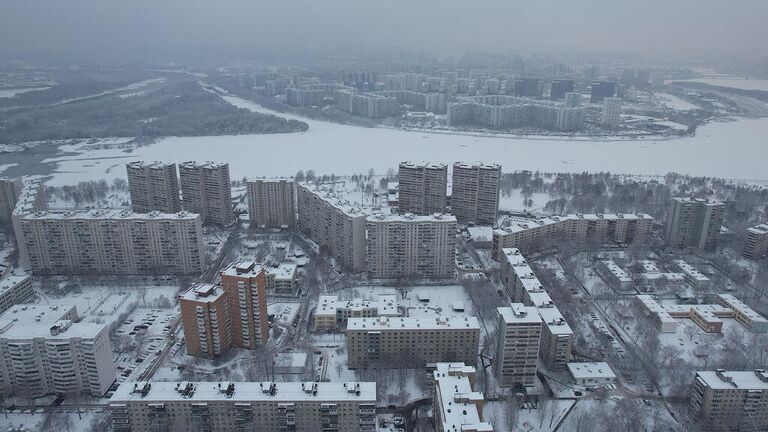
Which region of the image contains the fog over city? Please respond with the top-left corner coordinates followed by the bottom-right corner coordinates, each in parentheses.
top-left (2, 0), bottom-right (768, 62)
top-left (2, 2), bottom-right (768, 432)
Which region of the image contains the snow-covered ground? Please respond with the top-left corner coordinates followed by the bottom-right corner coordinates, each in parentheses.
top-left (654, 92), bottom-right (701, 111)
top-left (0, 86), bottom-right (52, 98)
top-left (670, 78), bottom-right (768, 92)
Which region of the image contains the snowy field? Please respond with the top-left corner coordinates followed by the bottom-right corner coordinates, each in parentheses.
top-left (670, 78), bottom-right (768, 92)
top-left (654, 92), bottom-right (701, 111)
top-left (4, 95), bottom-right (765, 186)
top-left (0, 86), bottom-right (52, 98)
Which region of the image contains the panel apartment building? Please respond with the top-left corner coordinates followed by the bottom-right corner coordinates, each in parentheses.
top-left (398, 161), bottom-right (448, 215)
top-left (126, 161), bottom-right (181, 213)
top-left (743, 223), bottom-right (768, 260)
top-left (346, 316), bottom-right (480, 369)
top-left (314, 292), bottom-right (399, 331)
top-left (366, 213), bottom-right (456, 279)
top-left (246, 179), bottom-right (296, 229)
top-left (0, 275), bottom-right (34, 315)
top-left (665, 197), bottom-right (725, 252)
top-left (432, 363), bottom-right (494, 432)
top-left (11, 179), bottom-right (46, 268)
top-left (296, 182), bottom-right (367, 272)
top-left (179, 161), bottom-right (234, 226)
top-left (690, 369), bottom-right (768, 432)
top-left (492, 213), bottom-right (653, 259)
top-left (180, 262), bottom-right (270, 358)
top-left (451, 162), bottom-right (501, 225)
top-left (495, 304), bottom-right (542, 389)
top-left (18, 209), bottom-right (204, 275)
top-left (110, 381), bottom-right (376, 432)
top-left (0, 177), bottom-right (20, 226)
top-left (0, 304), bottom-right (115, 397)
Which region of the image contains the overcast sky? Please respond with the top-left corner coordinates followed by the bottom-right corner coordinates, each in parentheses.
top-left (2, 0), bottom-right (767, 64)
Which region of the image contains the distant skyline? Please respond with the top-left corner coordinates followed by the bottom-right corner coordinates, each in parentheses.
top-left (1, 0), bottom-right (767, 64)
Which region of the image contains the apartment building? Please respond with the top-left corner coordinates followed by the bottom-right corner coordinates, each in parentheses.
top-left (0, 177), bottom-right (20, 226)
top-left (125, 161), bottom-right (181, 213)
top-left (432, 363), bottom-right (494, 432)
top-left (180, 284), bottom-right (232, 358)
top-left (743, 223), bottom-right (768, 260)
top-left (221, 262), bottom-right (270, 348)
top-left (597, 260), bottom-right (634, 291)
top-left (12, 179), bottom-right (46, 268)
top-left (0, 304), bottom-right (114, 397)
top-left (446, 95), bottom-right (585, 131)
top-left (265, 262), bottom-right (299, 295)
top-left (18, 209), bottom-right (204, 275)
top-left (346, 316), bottom-right (480, 369)
top-left (335, 89), bottom-right (398, 118)
top-left (672, 260), bottom-right (711, 290)
top-left (110, 381), bottom-right (376, 432)
top-left (366, 213), bottom-right (456, 279)
top-left (179, 161), bottom-right (234, 226)
top-left (499, 248), bottom-right (573, 369)
top-left (246, 179), bottom-right (296, 229)
top-left (665, 197), bottom-right (726, 252)
top-left (398, 161), bottom-right (448, 215)
top-left (0, 275), bottom-right (34, 315)
top-left (690, 369), bottom-right (768, 432)
top-left (314, 292), bottom-right (399, 331)
top-left (601, 97), bottom-right (622, 127)
top-left (495, 304), bottom-right (542, 389)
top-left (451, 162), bottom-right (501, 225)
top-left (296, 182), bottom-right (367, 272)
top-left (718, 294), bottom-right (768, 333)
top-left (492, 213), bottom-right (653, 259)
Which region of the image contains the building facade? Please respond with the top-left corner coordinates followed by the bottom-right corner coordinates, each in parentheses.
top-left (246, 179), bottom-right (296, 229)
top-left (601, 97), bottom-right (622, 127)
top-left (397, 161), bottom-right (448, 215)
top-left (221, 262), bottom-right (270, 348)
top-left (19, 209), bottom-right (204, 275)
top-left (0, 275), bottom-right (34, 315)
top-left (346, 316), bottom-right (480, 369)
top-left (432, 363), bottom-right (494, 432)
top-left (366, 213), bottom-right (456, 279)
top-left (495, 304), bottom-right (542, 389)
top-left (180, 283), bottom-right (232, 358)
top-left (743, 224), bottom-right (768, 260)
top-left (126, 161), bottom-right (181, 213)
top-left (451, 162), bottom-right (501, 225)
top-left (690, 369), bottom-right (768, 432)
top-left (0, 178), bottom-right (20, 226)
top-left (179, 161), bottom-right (234, 226)
top-left (665, 197), bottom-right (726, 251)
top-left (110, 381), bottom-right (376, 432)
top-left (314, 292), bottom-right (399, 331)
top-left (296, 182), bottom-right (367, 272)
top-left (0, 304), bottom-right (114, 397)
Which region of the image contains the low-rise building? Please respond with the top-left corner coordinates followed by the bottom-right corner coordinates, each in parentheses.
top-left (314, 292), bottom-right (399, 331)
top-left (672, 260), bottom-right (711, 290)
top-left (567, 362), bottom-right (617, 387)
top-left (718, 294), bottom-right (768, 333)
top-left (266, 263), bottom-right (299, 295)
top-left (597, 260), bottom-right (634, 291)
top-left (432, 363), bottom-right (493, 432)
top-left (744, 223), bottom-right (768, 260)
top-left (110, 381), bottom-right (377, 432)
top-left (346, 316), bottom-right (480, 369)
top-left (635, 295), bottom-right (677, 333)
top-left (690, 369), bottom-right (768, 432)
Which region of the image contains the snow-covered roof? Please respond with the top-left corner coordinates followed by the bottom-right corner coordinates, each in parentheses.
top-left (0, 304), bottom-right (105, 339)
top-left (268, 263), bottom-right (297, 281)
top-left (23, 209), bottom-right (199, 221)
top-left (432, 363), bottom-right (493, 432)
top-left (179, 161), bottom-right (228, 170)
top-left (494, 213), bottom-right (653, 236)
top-left (315, 293), bottom-right (399, 318)
top-left (696, 370), bottom-right (768, 391)
top-left (498, 304), bottom-right (541, 325)
top-left (567, 362), bottom-right (616, 380)
top-left (399, 161), bottom-right (447, 170)
top-left (718, 294), bottom-right (768, 324)
top-left (126, 161), bottom-right (175, 170)
top-left (110, 381), bottom-right (376, 403)
top-left (0, 275), bottom-right (30, 294)
top-left (537, 306), bottom-right (574, 336)
top-left (600, 260), bottom-right (632, 282)
top-left (467, 226), bottom-right (493, 242)
top-left (747, 224), bottom-right (768, 235)
top-left (179, 283), bottom-right (226, 302)
top-left (297, 182), bottom-right (368, 218)
top-left (367, 212), bottom-right (456, 223)
top-left (672, 260), bottom-right (710, 282)
top-left (347, 315), bottom-right (480, 331)
top-left (221, 261), bottom-right (265, 278)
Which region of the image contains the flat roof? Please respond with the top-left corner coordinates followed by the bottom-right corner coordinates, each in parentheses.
top-left (432, 363), bottom-right (493, 432)
top-left (179, 161), bottom-right (228, 170)
top-left (268, 263), bottom-right (297, 280)
top-left (494, 213), bottom-right (653, 236)
top-left (498, 304), bottom-right (541, 325)
top-left (718, 294), bottom-right (768, 323)
top-left (347, 315), bottom-right (479, 331)
top-left (467, 226), bottom-right (493, 242)
top-left (568, 362), bottom-right (616, 380)
top-left (0, 275), bottom-right (31, 294)
top-left (600, 260), bottom-right (632, 282)
top-left (538, 307), bottom-right (574, 335)
top-left (126, 161), bottom-right (175, 169)
top-left (23, 209), bottom-right (199, 221)
top-left (179, 283), bottom-right (226, 302)
top-left (316, 293), bottom-right (398, 318)
top-left (748, 224), bottom-right (768, 235)
top-left (0, 304), bottom-right (105, 339)
top-left (367, 212), bottom-right (456, 223)
top-left (297, 182), bottom-right (368, 218)
top-left (399, 161), bottom-right (447, 170)
top-left (672, 260), bottom-right (710, 282)
top-left (221, 261), bottom-right (265, 278)
top-left (696, 370), bottom-right (768, 391)
top-left (110, 381), bottom-right (376, 403)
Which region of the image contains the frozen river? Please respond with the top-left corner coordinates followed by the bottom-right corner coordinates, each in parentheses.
top-left (28, 95), bottom-right (768, 185)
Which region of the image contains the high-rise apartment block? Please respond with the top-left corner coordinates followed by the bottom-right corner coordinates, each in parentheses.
top-left (690, 369), bottom-right (768, 432)
top-left (366, 213), bottom-right (456, 279)
top-left (590, 81), bottom-right (616, 102)
top-left (495, 304), bottom-right (542, 389)
top-left (0, 177), bottom-right (20, 226)
top-left (221, 261), bottom-right (270, 349)
top-left (492, 213), bottom-right (653, 259)
top-left (447, 96), bottom-right (585, 131)
top-left (346, 316), bottom-right (480, 369)
top-left (451, 162), bottom-right (501, 225)
top-left (180, 283), bottom-right (232, 359)
top-left (180, 161), bottom-right (234, 226)
top-left (110, 381), bottom-right (377, 432)
top-left (0, 304), bottom-right (114, 397)
top-left (296, 182), bottom-right (367, 272)
top-left (18, 209), bottom-right (204, 275)
top-left (335, 90), bottom-right (398, 118)
top-left (432, 363), bottom-right (494, 432)
top-left (601, 97), bottom-right (622, 127)
top-left (126, 161), bottom-right (181, 213)
top-left (743, 223), bottom-right (768, 260)
top-left (12, 179), bottom-right (46, 267)
top-left (550, 79), bottom-right (574, 100)
top-left (665, 197), bottom-right (726, 251)
top-left (246, 179), bottom-right (296, 229)
top-left (397, 161), bottom-right (448, 215)
top-left (564, 92), bottom-right (582, 108)
top-left (499, 249), bottom-right (573, 369)
top-left (0, 275), bottom-right (34, 315)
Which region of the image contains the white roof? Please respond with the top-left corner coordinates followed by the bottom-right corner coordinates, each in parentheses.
top-left (221, 261), bottom-right (265, 278)
top-left (672, 260), bottom-right (710, 282)
top-left (347, 315), bottom-right (480, 331)
top-left (467, 226), bottom-right (493, 242)
top-left (367, 212), bottom-right (456, 223)
top-left (498, 304), bottom-right (541, 325)
top-left (0, 275), bottom-right (31, 294)
top-left (297, 182), bottom-right (368, 218)
top-left (600, 260), bottom-right (632, 282)
top-left (126, 161), bottom-right (174, 169)
top-left (537, 306), bottom-right (574, 335)
top-left (268, 263), bottom-right (297, 280)
top-left (23, 209), bottom-right (199, 221)
top-left (110, 381), bottom-right (376, 403)
top-left (568, 362), bottom-right (616, 380)
top-left (696, 370), bottom-right (768, 390)
top-left (718, 294), bottom-right (768, 323)
top-left (0, 304), bottom-right (105, 339)
top-left (432, 363), bottom-right (493, 432)
top-left (494, 213), bottom-right (653, 236)
top-left (316, 293), bottom-right (398, 318)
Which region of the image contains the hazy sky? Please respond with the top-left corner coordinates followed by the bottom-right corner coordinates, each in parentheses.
top-left (2, 0), bottom-right (767, 64)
